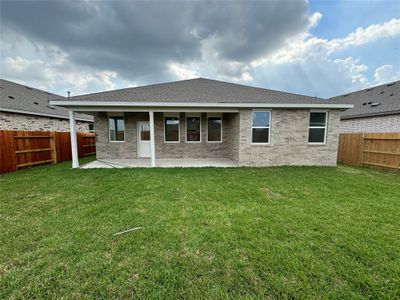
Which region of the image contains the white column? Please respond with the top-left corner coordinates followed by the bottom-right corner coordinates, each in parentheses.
top-left (149, 111), bottom-right (156, 167)
top-left (69, 110), bottom-right (79, 169)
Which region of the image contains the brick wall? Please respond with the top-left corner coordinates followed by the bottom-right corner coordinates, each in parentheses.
top-left (94, 112), bottom-right (238, 160)
top-left (340, 114), bottom-right (400, 133)
top-left (0, 111), bottom-right (90, 132)
top-left (154, 112), bottom-right (237, 159)
top-left (94, 112), bottom-right (148, 159)
top-left (237, 109), bottom-right (341, 166)
top-left (94, 109), bottom-right (341, 166)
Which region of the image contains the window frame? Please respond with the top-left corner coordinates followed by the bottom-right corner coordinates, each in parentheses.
top-left (185, 113), bottom-right (202, 143)
top-left (108, 113), bottom-right (125, 143)
top-left (251, 110), bottom-right (271, 145)
top-left (207, 113), bottom-right (223, 143)
top-left (164, 113), bottom-right (180, 143)
top-left (308, 110), bottom-right (328, 145)
top-left (88, 123), bottom-right (95, 133)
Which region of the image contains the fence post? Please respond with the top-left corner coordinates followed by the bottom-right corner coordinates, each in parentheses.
top-left (50, 131), bottom-right (57, 164)
top-left (360, 133), bottom-right (365, 166)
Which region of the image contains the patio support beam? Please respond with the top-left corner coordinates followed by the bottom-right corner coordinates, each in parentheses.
top-left (69, 110), bottom-right (79, 169)
top-left (149, 111), bottom-right (156, 167)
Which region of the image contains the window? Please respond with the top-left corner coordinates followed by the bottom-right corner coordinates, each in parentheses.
top-left (88, 124), bottom-right (95, 133)
top-left (186, 115), bottom-right (201, 142)
top-left (109, 115), bottom-right (125, 142)
top-left (164, 115), bottom-right (180, 142)
top-left (308, 112), bottom-right (327, 144)
top-left (207, 115), bottom-right (222, 142)
top-left (252, 111), bottom-right (270, 144)
top-left (139, 123), bottom-right (150, 141)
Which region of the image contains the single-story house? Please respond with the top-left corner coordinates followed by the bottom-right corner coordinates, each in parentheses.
top-left (49, 78), bottom-right (352, 168)
top-left (330, 80), bottom-right (399, 133)
top-left (0, 79), bottom-right (94, 132)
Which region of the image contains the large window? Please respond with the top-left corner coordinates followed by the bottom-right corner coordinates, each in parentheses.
top-left (252, 111), bottom-right (270, 144)
top-left (186, 115), bottom-right (201, 143)
top-left (164, 116), bottom-right (180, 142)
top-left (207, 115), bottom-right (222, 142)
top-left (109, 115), bottom-right (125, 142)
top-left (308, 112), bottom-right (327, 144)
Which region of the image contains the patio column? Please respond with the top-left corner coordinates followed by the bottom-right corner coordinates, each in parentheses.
top-left (69, 110), bottom-right (79, 169)
top-left (149, 111), bottom-right (156, 167)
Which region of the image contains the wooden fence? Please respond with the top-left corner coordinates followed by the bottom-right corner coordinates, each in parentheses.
top-left (337, 132), bottom-right (400, 170)
top-left (0, 130), bottom-right (95, 174)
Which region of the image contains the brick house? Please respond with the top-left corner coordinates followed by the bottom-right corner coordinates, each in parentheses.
top-left (0, 79), bottom-right (93, 132)
top-left (49, 78), bottom-right (352, 168)
top-left (330, 81), bottom-right (400, 133)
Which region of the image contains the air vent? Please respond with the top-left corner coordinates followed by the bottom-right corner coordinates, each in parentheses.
top-left (342, 94), bottom-right (349, 97)
top-left (24, 86), bottom-right (33, 90)
top-left (380, 91), bottom-right (384, 94)
top-left (366, 88), bottom-right (374, 91)
top-left (362, 102), bottom-right (367, 105)
top-left (34, 102), bottom-right (39, 105)
top-left (367, 101), bottom-right (372, 104)
top-left (8, 96), bottom-right (14, 99)
top-left (387, 82), bottom-right (396, 87)
top-left (389, 92), bottom-right (394, 96)
top-left (371, 102), bottom-right (381, 107)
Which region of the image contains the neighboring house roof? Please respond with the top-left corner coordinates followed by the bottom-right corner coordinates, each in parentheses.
top-left (49, 78), bottom-right (352, 109)
top-left (0, 79), bottom-right (93, 122)
top-left (329, 81), bottom-right (400, 120)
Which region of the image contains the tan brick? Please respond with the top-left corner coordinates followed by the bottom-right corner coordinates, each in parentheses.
top-left (0, 112), bottom-right (90, 132)
top-left (94, 109), bottom-right (341, 166)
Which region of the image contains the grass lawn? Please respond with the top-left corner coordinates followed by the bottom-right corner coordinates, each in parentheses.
top-left (1, 157), bottom-right (399, 299)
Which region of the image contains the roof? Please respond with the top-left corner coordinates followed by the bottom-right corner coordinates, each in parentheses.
top-left (330, 81), bottom-right (400, 120)
top-left (0, 79), bottom-right (93, 122)
top-left (49, 78), bottom-right (352, 109)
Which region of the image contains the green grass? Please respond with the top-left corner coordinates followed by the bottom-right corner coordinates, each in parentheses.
top-left (1, 158), bottom-right (399, 299)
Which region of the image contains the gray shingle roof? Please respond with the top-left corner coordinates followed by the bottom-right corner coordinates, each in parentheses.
top-left (330, 81), bottom-right (400, 119)
top-left (51, 78), bottom-right (331, 105)
top-left (0, 79), bottom-right (93, 122)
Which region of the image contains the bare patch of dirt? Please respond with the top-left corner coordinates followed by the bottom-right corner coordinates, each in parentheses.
top-left (260, 187), bottom-right (284, 199)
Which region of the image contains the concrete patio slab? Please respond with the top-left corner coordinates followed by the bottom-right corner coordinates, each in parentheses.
top-left (81, 158), bottom-right (238, 169)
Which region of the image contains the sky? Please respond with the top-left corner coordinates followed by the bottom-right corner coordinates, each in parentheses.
top-left (0, 0), bottom-right (399, 98)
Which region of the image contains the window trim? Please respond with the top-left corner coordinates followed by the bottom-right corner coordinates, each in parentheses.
top-left (185, 113), bottom-right (201, 143)
top-left (251, 110), bottom-right (271, 145)
top-left (308, 110), bottom-right (328, 145)
top-left (206, 113), bottom-right (223, 143)
top-left (163, 113), bottom-right (180, 143)
top-left (108, 113), bottom-right (125, 143)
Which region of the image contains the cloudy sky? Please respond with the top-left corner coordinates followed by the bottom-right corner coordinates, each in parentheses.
top-left (1, 0), bottom-right (399, 98)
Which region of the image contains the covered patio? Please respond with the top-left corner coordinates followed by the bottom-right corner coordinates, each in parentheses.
top-left (81, 158), bottom-right (238, 168)
top-left (65, 108), bottom-right (239, 169)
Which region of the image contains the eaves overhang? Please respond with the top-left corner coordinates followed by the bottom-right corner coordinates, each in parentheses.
top-left (48, 100), bottom-right (354, 110)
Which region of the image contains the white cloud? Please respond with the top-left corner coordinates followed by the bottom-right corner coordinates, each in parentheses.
top-left (335, 18), bottom-right (400, 48)
top-left (334, 57), bottom-right (368, 84)
top-left (168, 63), bottom-right (198, 80)
top-left (308, 12), bottom-right (322, 29)
top-left (250, 18), bottom-right (400, 97)
top-left (373, 64), bottom-right (400, 83)
top-left (257, 18), bottom-right (400, 66)
top-left (1, 56), bottom-right (119, 95)
top-left (2, 57), bottom-right (54, 83)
